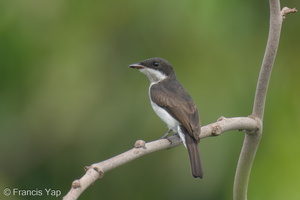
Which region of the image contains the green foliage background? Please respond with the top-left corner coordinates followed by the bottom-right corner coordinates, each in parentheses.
top-left (0, 0), bottom-right (299, 199)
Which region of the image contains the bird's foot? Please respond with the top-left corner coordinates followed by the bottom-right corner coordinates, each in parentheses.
top-left (162, 133), bottom-right (180, 146)
top-left (160, 129), bottom-right (173, 145)
top-left (172, 132), bottom-right (179, 137)
top-left (160, 129), bottom-right (172, 139)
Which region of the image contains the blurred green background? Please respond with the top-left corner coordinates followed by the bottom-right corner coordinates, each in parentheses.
top-left (0, 0), bottom-right (299, 199)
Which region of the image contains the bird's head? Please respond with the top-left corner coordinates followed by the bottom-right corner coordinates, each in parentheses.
top-left (129, 57), bottom-right (175, 83)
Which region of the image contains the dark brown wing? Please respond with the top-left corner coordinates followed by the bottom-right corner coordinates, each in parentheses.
top-left (150, 78), bottom-right (201, 141)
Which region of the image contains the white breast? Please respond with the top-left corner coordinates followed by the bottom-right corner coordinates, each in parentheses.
top-left (150, 101), bottom-right (179, 132)
top-left (150, 101), bottom-right (187, 147)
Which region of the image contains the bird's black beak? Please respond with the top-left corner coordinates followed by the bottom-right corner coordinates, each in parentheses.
top-left (128, 63), bottom-right (145, 69)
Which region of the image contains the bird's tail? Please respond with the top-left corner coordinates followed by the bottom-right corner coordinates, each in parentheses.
top-left (185, 134), bottom-right (203, 179)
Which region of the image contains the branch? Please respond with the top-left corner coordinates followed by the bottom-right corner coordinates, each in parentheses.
top-left (252, 0), bottom-right (283, 120)
top-left (63, 117), bottom-right (259, 200)
top-left (233, 1), bottom-right (297, 200)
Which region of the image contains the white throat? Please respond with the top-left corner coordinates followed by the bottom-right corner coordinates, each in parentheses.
top-left (139, 68), bottom-right (167, 84)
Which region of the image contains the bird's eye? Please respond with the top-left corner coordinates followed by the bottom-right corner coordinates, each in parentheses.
top-left (153, 62), bottom-right (159, 67)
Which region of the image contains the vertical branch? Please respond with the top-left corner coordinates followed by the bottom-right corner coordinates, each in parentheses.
top-left (233, 0), bottom-right (283, 200)
top-left (252, 0), bottom-right (282, 120)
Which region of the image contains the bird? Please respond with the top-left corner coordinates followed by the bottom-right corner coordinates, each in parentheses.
top-left (129, 57), bottom-right (203, 178)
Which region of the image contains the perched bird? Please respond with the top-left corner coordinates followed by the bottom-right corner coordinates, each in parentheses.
top-left (129, 57), bottom-right (203, 178)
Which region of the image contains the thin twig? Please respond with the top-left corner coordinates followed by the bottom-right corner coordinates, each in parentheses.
top-left (63, 117), bottom-right (259, 200)
top-left (281, 7), bottom-right (298, 20)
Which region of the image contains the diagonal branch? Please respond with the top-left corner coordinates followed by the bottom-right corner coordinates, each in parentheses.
top-left (63, 117), bottom-right (259, 200)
